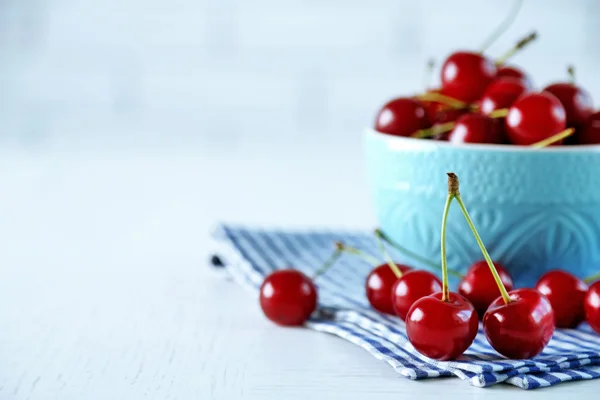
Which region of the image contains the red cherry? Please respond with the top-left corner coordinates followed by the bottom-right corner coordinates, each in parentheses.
top-left (544, 83), bottom-right (594, 127)
top-left (535, 270), bottom-right (588, 329)
top-left (505, 92), bottom-right (567, 145)
top-left (366, 263), bottom-right (412, 314)
top-left (391, 270), bottom-right (442, 320)
top-left (483, 288), bottom-right (555, 359)
top-left (584, 280), bottom-right (600, 334)
top-left (458, 260), bottom-right (514, 318)
top-left (259, 270), bottom-right (317, 326)
top-left (375, 98), bottom-right (430, 136)
top-left (496, 65), bottom-right (533, 89)
top-left (406, 292), bottom-right (478, 361)
top-left (448, 113), bottom-right (505, 144)
top-left (578, 111), bottom-right (600, 144)
top-left (441, 52), bottom-right (497, 103)
top-left (480, 77), bottom-right (529, 115)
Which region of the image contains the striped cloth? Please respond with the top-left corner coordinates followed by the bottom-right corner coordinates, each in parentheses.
top-left (211, 224), bottom-right (600, 389)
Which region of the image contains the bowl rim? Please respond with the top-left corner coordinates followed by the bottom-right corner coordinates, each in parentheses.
top-left (366, 128), bottom-right (600, 153)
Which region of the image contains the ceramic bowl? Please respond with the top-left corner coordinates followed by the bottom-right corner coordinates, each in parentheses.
top-left (365, 128), bottom-right (600, 286)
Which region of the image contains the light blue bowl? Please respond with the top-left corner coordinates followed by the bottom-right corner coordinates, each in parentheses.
top-left (365, 128), bottom-right (600, 287)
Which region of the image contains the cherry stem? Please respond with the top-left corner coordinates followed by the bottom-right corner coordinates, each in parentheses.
top-left (440, 191), bottom-right (453, 302)
top-left (494, 31), bottom-right (538, 66)
top-left (488, 108), bottom-right (509, 118)
top-left (423, 58), bottom-right (435, 90)
top-left (416, 92), bottom-right (468, 109)
top-left (530, 128), bottom-right (574, 149)
top-left (584, 272), bottom-right (600, 284)
top-left (448, 173), bottom-right (512, 305)
top-left (374, 233), bottom-right (403, 278)
top-left (568, 65), bottom-right (576, 84)
top-left (312, 246), bottom-right (343, 280)
top-left (376, 229), bottom-right (464, 279)
top-left (479, 0), bottom-right (524, 52)
top-left (412, 121), bottom-right (455, 139)
top-left (334, 242), bottom-right (381, 266)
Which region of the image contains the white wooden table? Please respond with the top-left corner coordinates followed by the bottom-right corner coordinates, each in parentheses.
top-left (1, 146), bottom-right (598, 399)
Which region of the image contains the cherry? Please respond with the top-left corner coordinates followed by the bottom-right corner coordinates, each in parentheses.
top-left (259, 270), bottom-right (318, 326)
top-left (505, 92), bottom-right (567, 145)
top-left (480, 77), bottom-right (529, 115)
top-left (543, 67), bottom-right (594, 128)
top-left (496, 65), bottom-right (532, 88)
top-left (535, 270), bottom-right (588, 329)
top-left (375, 98), bottom-right (430, 136)
top-left (406, 174), bottom-right (479, 361)
top-left (448, 113), bottom-right (505, 144)
top-left (392, 270), bottom-right (442, 320)
top-left (440, 52), bottom-right (496, 103)
top-left (579, 111), bottom-right (600, 144)
top-left (585, 280), bottom-right (600, 334)
top-left (406, 292), bottom-right (478, 360)
top-left (366, 263), bottom-right (412, 315)
top-left (484, 288), bottom-right (555, 359)
top-left (458, 260), bottom-right (514, 318)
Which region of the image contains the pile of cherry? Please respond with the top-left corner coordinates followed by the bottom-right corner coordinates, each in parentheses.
top-left (375, 31), bottom-right (600, 147)
top-left (259, 173), bottom-right (600, 361)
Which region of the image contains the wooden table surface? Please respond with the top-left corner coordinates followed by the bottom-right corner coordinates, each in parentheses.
top-left (1, 148), bottom-right (598, 399)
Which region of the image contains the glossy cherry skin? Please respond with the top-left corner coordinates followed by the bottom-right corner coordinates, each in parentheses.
top-left (366, 263), bottom-right (412, 315)
top-left (375, 98), bottom-right (430, 136)
top-left (577, 110), bottom-right (600, 144)
top-left (480, 77), bottom-right (529, 115)
top-left (535, 270), bottom-right (588, 329)
top-left (496, 65), bottom-right (533, 89)
top-left (458, 260), bottom-right (514, 318)
top-left (406, 292), bottom-right (478, 361)
top-left (585, 281), bottom-right (600, 334)
top-left (448, 113), bottom-right (505, 144)
top-left (259, 270), bottom-right (317, 326)
top-left (544, 83), bottom-right (594, 127)
top-left (441, 52), bottom-right (497, 103)
top-left (505, 92), bottom-right (567, 145)
top-left (483, 288), bottom-right (555, 359)
top-left (391, 270), bottom-right (442, 320)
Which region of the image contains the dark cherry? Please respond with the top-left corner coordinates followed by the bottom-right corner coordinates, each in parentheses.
top-left (544, 83), bottom-right (594, 127)
top-left (391, 270), bottom-right (442, 320)
top-left (577, 110), bottom-right (600, 144)
top-left (496, 65), bottom-right (533, 89)
top-left (480, 77), bottom-right (529, 115)
top-left (406, 292), bottom-right (478, 361)
top-left (535, 270), bottom-right (588, 329)
top-left (483, 288), bottom-right (555, 359)
top-left (505, 92), bottom-right (567, 145)
top-left (441, 51), bottom-right (497, 103)
top-left (366, 263), bottom-right (412, 315)
top-left (458, 260), bottom-right (514, 318)
top-left (584, 280), bottom-right (600, 334)
top-left (375, 98), bottom-right (430, 136)
top-left (259, 270), bottom-right (317, 326)
top-left (448, 113), bottom-right (505, 144)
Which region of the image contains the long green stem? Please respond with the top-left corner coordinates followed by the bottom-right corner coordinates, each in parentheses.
top-left (584, 272), bottom-right (600, 284)
top-left (335, 242), bottom-right (381, 266)
top-left (494, 31), bottom-right (538, 66)
top-left (375, 233), bottom-right (402, 278)
top-left (454, 194), bottom-right (512, 304)
top-left (531, 128), bottom-right (574, 149)
top-left (312, 247), bottom-right (343, 280)
top-left (479, 0), bottom-right (524, 52)
top-left (440, 194), bottom-right (454, 302)
top-left (375, 229), bottom-right (464, 278)
top-left (568, 65), bottom-right (575, 84)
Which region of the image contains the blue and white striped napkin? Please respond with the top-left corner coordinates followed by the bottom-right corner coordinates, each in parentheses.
top-left (211, 224), bottom-right (600, 389)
